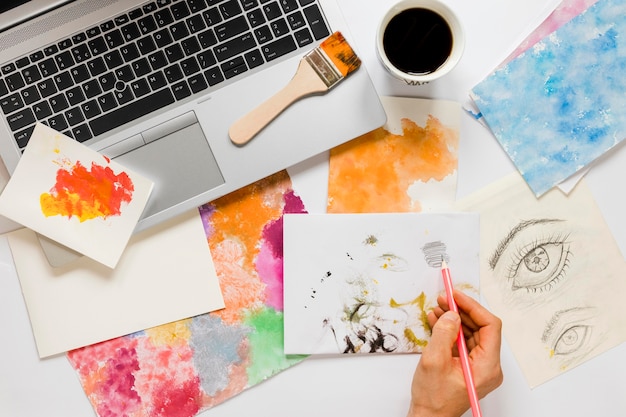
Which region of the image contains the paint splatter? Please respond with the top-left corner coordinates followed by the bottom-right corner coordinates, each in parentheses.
top-left (328, 115), bottom-right (458, 213)
top-left (40, 160), bottom-right (134, 222)
top-left (67, 170), bottom-right (308, 417)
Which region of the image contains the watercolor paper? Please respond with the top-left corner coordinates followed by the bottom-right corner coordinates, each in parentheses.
top-left (68, 170), bottom-right (307, 417)
top-left (470, 0), bottom-right (626, 197)
top-left (456, 174), bottom-right (626, 387)
top-left (283, 212), bottom-right (480, 355)
top-left (7, 209), bottom-right (224, 358)
top-left (328, 96), bottom-right (459, 213)
top-left (0, 123), bottom-right (153, 267)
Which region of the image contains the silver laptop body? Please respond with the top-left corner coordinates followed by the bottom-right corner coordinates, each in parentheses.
top-left (0, 0), bottom-right (386, 233)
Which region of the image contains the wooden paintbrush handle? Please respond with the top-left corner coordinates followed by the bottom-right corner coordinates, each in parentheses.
top-left (229, 60), bottom-right (329, 145)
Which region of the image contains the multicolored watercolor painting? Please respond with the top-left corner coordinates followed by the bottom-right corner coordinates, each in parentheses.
top-left (0, 123), bottom-right (153, 267)
top-left (471, 0), bottom-right (626, 197)
top-left (328, 96), bottom-right (459, 213)
top-left (68, 170), bottom-right (308, 417)
top-left (282, 212), bottom-right (480, 355)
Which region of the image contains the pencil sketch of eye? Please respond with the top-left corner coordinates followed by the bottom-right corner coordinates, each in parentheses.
top-left (541, 307), bottom-right (599, 368)
top-left (488, 219), bottom-right (572, 294)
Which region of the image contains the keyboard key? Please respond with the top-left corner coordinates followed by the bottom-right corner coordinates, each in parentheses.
top-left (55, 51), bottom-right (75, 70)
top-left (165, 44), bottom-right (184, 63)
top-left (171, 2), bottom-right (191, 19)
top-left (88, 37), bottom-right (108, 56)
top-left (53, 71), bottom-right (74, 90)
top-left (294, 27), bottom-right (313, 46)
top-left (71, 64), bottom-right (90, 83)
top-left (114, 14), bottom-right (130, 26)
top-left (15, 57), bottom-right (30, 68)
top-left (138, 15), bottom-right (158, 34)
top-left (64, 106), bottom-right (85, 126)
top-left (171, 80), bottom-right (191, 100)
top-left (87, 57), bottom-right (107, 76)
top-left (82, 79), bottom-right (102, 98)
top-left (58, 38), bottom-right (72, 50)
top-left (241, 0), bottom-right (259, 11)
top-left (1, 93), bottom-right (24, 114)
top-left (8, 108), bottom-right (35, 131)
top-left (303, 4), bottom-right (329, 40)
top-left (164, 64), bottom-right (184, 82)
top-left (15, 125), bottom-right (35, 148)
top-left (244, 49), bottom-right (264, 69)
top-left (49, 93), bottom-right (69, 112)
top-left (287, 11), bottom-right (306, 30)
top-left (44, 45), bottom-right (59, 56)
top-left (128, 8), bottom-right (144, 20)
top-left (120, 43), bottom-right (140, 62)
top-left (21, 85), bottom-right (40, 105)
top-left (198, 29), bottom-right (218, 48)
top-left (81, 99), bottom-right (101, 118)
top-left (280, 0), bottom-right (298, 12)
top-left (121, 22), bottom-right (141, 42)
top-left (263, 2), bottom-right (282, 20)
top-left (98, 72), bottom-right (117, 91)
top-left (104, 29), bottom-right (125, 48)
top-left (254, 26), bottom-right (272, 44)
top-left (197, 50), bottom-right (217, 68)
top-left (247, 10), bottom-right (266, 27)
top-left (154, 28), bottom-right (174, 48)
top-left (86, 26), bottom-right (101, 38)
top-left (188, 0), bottom-right (208, 13)
top-left (97, 92), bottom-right (117, 112)
top-left (33, 100), bottom-right (53, 120)
top-left (104, 50), bottom-right (124, 69)
top-left (204, 67), bottom-right (224, 86)
top-left (186, 14), bottom-right (206, 34)
top-left (143, 2), bottom-right (158, 14)
top-left (154, 9), bottom-right (174, 27)
top-left (214, 32), bottom-right (256, 61)
top-left (115, 65), bottom-right (135, 82)
top-left (188, 73), bottom-right (208, 93)
top-left (72, 124), bottom-right (93, 142)
top-left (215, 16), bottom-right (248, 41)
top-left (6, 72), bottom-right (26, 91)
top-left (72, 33), bottom-right (87, 44)
top-left (137, 36), bottom-right (157, 54)
top-left (90, 88), bottom-right (175, 136)
top-left (202, 8), bottom-right (222, 26)
top-left (48, 114), bottom-right (69, 131)
top-left (148, 50), bottom-right (168, 70)
top-left (36, 78), bottom-right (57, 98)
top-left (0, 79), bottom-right (6, 96)
top-left (180, 56), bottom-right (201, 75)
top-left (182, 37), bottom-right (201, 55)
top-left (22, 65), bottom-right (42, 84)
top-left (220, 0), bottom-right (242, 19)
top-left (71, 44), bottom-right (91, 63)
top-left (130, 78), bottom-right (151, 97)
top-left (132, 58), bottom-right (151, 77)
top-left (157, 0), bottom-right (172, 7)
top-left (2, 63), bottom-right (16, 74)
top-left (38, 58), bottom-right (58, 77)
top-left (29, 50), bottom-right (45, 62)
top-left (170, 21), bottom-right (190, 41)
top-left (147, 71), bottom-right (167, 90)
top-left (100, 20), bottom-right (115, 32)
top-left (115, 86), bottom-right (134, 105)
top-left (261, 34), bottom-right (296, 61)
top-left (270, 18), bottom-right (289, 37)
top-left (66, 86), bottom-right (85, 106)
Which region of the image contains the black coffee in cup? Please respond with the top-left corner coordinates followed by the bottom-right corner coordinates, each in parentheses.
top-left (382, 8), bottom-right (453, 75)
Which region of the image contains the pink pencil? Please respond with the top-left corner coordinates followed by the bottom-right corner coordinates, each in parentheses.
top-left (440, 259), bottom-right (482, 417)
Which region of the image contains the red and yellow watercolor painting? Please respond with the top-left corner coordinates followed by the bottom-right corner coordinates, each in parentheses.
top-left (40, 159), bottom-right (135, 222)
top-left (328, 114), bottom-right (458, 213)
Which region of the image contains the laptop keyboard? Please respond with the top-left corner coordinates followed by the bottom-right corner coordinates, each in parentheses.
top-left (0, 0), bottom-right (330, 151)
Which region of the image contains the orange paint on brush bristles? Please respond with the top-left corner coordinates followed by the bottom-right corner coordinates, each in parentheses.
top-left (320, 31), bottom-right (361, 77)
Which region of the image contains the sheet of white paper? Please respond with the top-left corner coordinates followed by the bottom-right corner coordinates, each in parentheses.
top-left (0, 158), bottom-right (21, 234)
top-left (0, 124), bottom-right (153, 267)
top-left (456, 173), bottom-right (626, 387)
top-left (7, 209), bottom-right (224, 358)
top-left (283, 212), bottom-right (479, 355)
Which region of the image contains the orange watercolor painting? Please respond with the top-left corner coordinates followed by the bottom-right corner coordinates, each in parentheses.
top-left (40, 159), bottom-right (135, 222)
top-left (328, 103), bottom-right (459, 214)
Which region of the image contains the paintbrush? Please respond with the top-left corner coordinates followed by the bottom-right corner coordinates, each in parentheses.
top-left (228, 31), bottom-right (361, 145)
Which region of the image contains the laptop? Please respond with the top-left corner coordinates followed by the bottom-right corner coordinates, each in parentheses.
top-left (0, 0), bottom-right (386, 238)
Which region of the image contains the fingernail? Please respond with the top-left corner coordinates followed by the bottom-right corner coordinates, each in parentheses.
top-left (440, 311), bottom-right (460, 323)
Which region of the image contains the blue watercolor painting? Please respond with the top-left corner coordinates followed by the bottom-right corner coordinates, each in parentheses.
top-left (470, 0), bottom-right (626, 196)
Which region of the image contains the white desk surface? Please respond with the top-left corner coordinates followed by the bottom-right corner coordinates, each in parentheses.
top-left (3, 1), bottom-right (626, 416)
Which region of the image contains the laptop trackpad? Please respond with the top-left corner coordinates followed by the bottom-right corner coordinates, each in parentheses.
top-left (115, 118), bottom-right (225, 219)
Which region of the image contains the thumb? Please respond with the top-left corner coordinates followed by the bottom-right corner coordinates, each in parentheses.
top-left (428, 311), bottom-right (461, 357)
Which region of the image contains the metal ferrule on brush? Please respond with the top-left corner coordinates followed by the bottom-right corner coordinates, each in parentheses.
top-left (304, 48), bottom-right (343, 88)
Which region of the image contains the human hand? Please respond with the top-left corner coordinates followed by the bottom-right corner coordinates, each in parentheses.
top-left (407, 290), bottom-right (503, 417)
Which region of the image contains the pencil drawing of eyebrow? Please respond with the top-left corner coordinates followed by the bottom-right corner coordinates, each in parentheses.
top-left (541, 307), bottom-right (596, 357)
top-left (489, 219), bottom-right (564, 269)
